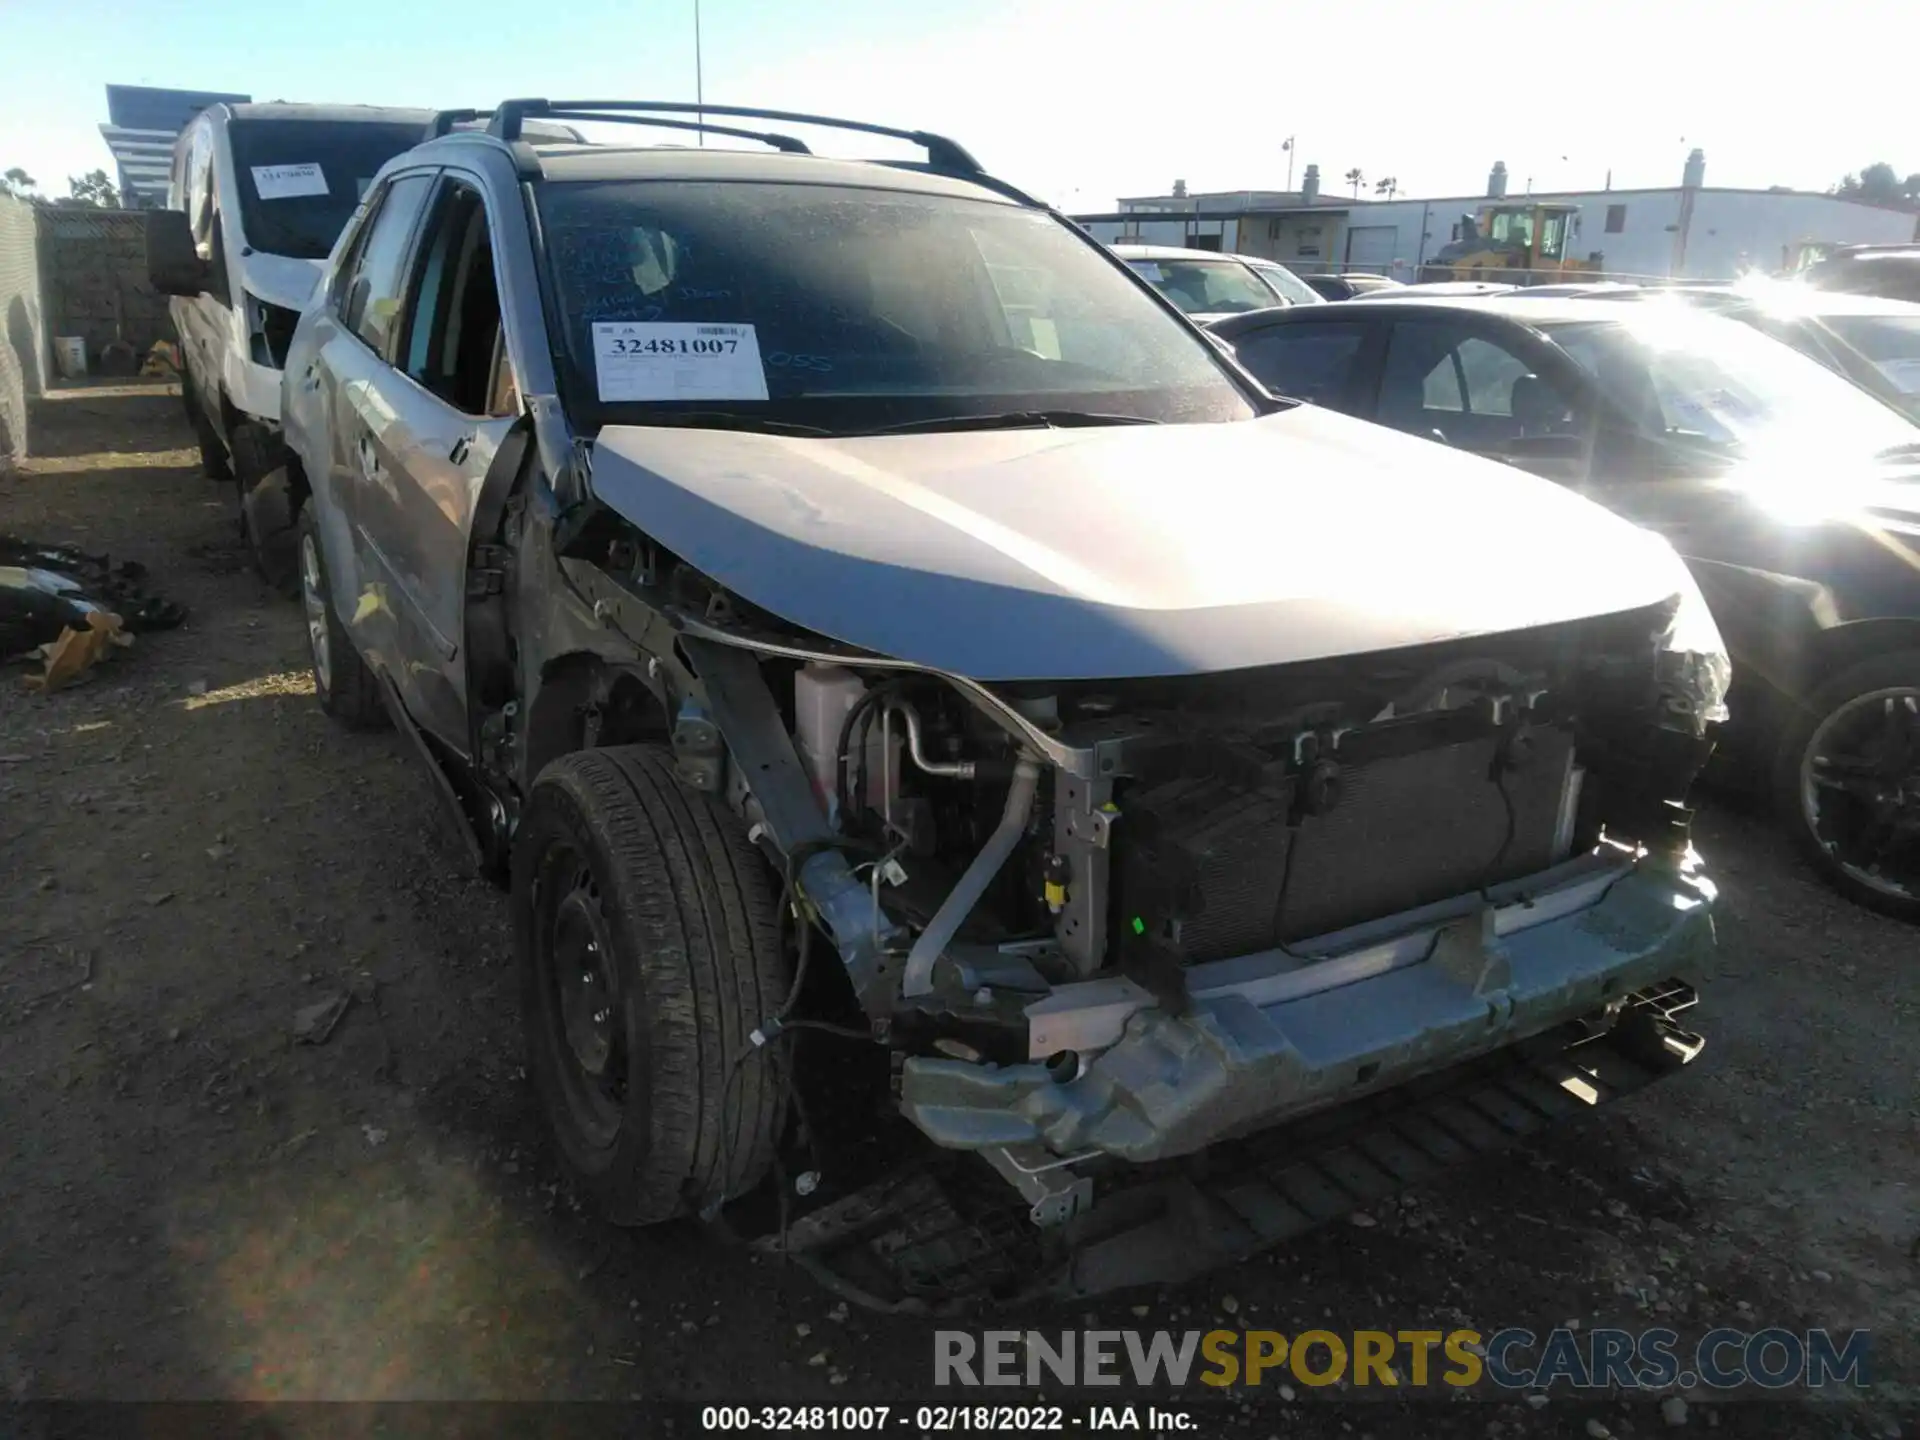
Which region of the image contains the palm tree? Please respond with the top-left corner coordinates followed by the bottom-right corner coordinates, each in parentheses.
top-left (1344, 167), bottom-right (1365, 198)
top-left (1374, 176), bottom-right (1399, 200)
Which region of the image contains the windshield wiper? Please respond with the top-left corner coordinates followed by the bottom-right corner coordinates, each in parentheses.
top-left (1873, 440), bottom-right (1920, 462)
top-left (850, 411), bottom-right (1165, 438)
top-left (625, 411), bottom-right (835, 437)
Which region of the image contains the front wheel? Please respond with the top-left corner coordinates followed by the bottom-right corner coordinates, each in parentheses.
top-left (1774, 649), bottom-right (1920, 921)
top-left (513, 746), bottom-right (790, 1225)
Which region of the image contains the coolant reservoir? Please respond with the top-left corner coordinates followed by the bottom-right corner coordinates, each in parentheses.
top-left (793, 665), bottom-right (900, 823)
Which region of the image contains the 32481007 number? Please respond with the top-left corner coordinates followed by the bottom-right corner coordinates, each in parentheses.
top-left (700, 1406), bottom-right (893, 1430)
top-left (608, 336), bottom-right (739, 356)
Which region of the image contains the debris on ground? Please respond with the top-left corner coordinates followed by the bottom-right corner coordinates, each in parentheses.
top-left (21, 611), bottom-right (133, 692)
top-left (140, 341), bottom-right (181, 379)
top-left (292, 993), bottom-right (352, 1046)
top-left (2, 535), bottom-right (187, 692)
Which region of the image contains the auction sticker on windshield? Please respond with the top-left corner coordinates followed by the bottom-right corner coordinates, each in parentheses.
top-left (593, 322), bottom-right (770, 402)
top-left (250, 163), bottom-right (329, 200)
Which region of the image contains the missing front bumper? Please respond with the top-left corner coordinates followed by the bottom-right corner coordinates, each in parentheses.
top-left (765, 986), bottom-right (1704, 1311)
top-left (900, 853), bottom-right (1715, 1165)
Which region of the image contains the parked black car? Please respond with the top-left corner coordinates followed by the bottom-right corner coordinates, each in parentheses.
top-left (1799, 245), bottom-right (1920, 304)
top-left (1212, 296), bottom-right (1920, 918)
top-left (1504, 285), bottom-right (1920, 421)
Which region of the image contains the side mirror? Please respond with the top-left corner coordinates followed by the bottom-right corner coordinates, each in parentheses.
top-left (146, 210), bottom-right (211, 298)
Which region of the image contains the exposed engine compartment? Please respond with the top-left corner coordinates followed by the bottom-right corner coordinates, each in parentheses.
top-left (763, 595), bottom-right (1704, 1044)
top-left (529, 526), bottom-right (1719, 1264)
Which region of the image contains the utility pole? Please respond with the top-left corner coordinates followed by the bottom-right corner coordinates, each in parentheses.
top-left (695, 0), bottom-right (705, 145)
top-left (1283, 136), bottom-right (1296, 193)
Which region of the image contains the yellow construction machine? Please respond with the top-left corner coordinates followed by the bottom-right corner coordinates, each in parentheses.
top-left (1419, 202), bottom-right (1596, 285)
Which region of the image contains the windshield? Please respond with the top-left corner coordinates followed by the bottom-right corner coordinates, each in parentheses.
top-left (1247, 261), bottom-right (1322, 307)
top-left (227, 119), bottom-right (429, 260)
top-left (1125, 256), bottom-right (1282, 316)
top-left (537, 182), bottom-right (1257, 430)
top-left (1825, 314), bottom-right (1920, 397)
top-left (1540, 311), bottom-right (1917, 456)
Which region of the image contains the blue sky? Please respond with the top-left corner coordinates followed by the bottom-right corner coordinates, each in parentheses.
top-left (0, 0), bottom-right (1911, 209)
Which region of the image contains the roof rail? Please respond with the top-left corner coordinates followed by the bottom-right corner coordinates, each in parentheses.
top-left (429, 108), bottom-right (485, 139)
top-left (485, 99), bottom-right (985, 174)
top-left (428, 106), bottom-right (807, 153)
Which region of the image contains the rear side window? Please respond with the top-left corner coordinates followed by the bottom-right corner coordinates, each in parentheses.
top-left (339, 173), bottom-right (434, 356)
top-left (1230, 323), bottom-right (1366, 408)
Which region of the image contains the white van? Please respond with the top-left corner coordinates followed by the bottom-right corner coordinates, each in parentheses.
top-left (147, 104), bottom-right (441, 591)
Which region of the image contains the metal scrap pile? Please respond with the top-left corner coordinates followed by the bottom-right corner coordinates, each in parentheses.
top-left (1, 536), bottom-right (186, 691)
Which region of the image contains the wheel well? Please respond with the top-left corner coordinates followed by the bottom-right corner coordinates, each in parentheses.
top-left (1805, 618), bottom-right (1920, 691)
top-left (523, 654), bottom-right (669, 784)
top-left (283, 450), bottom-right (311, 505)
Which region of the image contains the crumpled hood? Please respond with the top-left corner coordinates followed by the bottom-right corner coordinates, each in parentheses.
top-left (589, 406), bottom-right (1689, 681)
top-left (236, 250), bottom-right (325, 312)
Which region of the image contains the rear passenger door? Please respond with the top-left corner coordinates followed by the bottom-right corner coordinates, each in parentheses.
top-left (1223, 317), bottom-right (1378, 413)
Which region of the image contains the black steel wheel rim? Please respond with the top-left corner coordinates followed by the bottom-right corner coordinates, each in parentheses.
top-left (1799, 686), bottom-right (1920, 903)
top-left (536, 846), bottom-right (629, 1148)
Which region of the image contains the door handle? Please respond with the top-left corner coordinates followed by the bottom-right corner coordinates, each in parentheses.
top-left (448, 434), bottom-right (473, 465)
top-left (301, 363), bottom-right (321, 393)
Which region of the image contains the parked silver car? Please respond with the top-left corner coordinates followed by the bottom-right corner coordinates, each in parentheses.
top-left (1112, 242), bottom-right (1322, 319)
top-left (279, 99), bottom-right (1725, 1306)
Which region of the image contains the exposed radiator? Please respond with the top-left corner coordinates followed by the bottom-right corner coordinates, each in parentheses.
top-left (1114, 720), bottom-right (1578, 965)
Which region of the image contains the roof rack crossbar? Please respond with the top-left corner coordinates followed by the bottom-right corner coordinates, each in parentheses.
top-left (536, 111), bottom-right (812, 154)
top-left (487, 99), bottom-right (984, 174)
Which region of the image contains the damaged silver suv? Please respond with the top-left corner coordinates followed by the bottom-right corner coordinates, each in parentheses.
top-left (282, 101), bottom-right (1729, 1307)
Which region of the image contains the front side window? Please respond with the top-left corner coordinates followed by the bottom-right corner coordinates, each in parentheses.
top-left (1127, 256), bottom-right (1278, 316)
top-left (536, 181), bottom-right (1258, 430)
top-left (340, 173), bottom-right (434, 356)
top-left (398, 178), bottom-right (507, 415)
top-left (185, 120), bottom-right (215, 249)
top-left (227, 119), bottom-right (434, 260)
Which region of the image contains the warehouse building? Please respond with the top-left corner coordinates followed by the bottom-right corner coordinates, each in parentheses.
top-left (99, 85), bottom-right (250, 207)
top-left (1075, 152), bottom-right (1920, 282)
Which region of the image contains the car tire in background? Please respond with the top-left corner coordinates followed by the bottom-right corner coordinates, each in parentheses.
top-left (242, 466), bottom-right (303, 599)
top-left (1774, 648), bottom-right (1920, 922)
top-left (295, 505), bottom-right (389, 732)
top-left (230, 423), bottom-right (298, 596)
top-left (183, 376), bottom-right (231, 482)
top-left (513, 745), bottom-right (790, 1225)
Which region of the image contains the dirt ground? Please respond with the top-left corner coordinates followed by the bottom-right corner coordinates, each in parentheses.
top-left (2, 383), bottom-right (1915, 1437)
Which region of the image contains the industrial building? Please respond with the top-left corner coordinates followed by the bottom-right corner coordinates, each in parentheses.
top-left (99, 85), bottom-right (251, 207)
top-left (1074, 152), bottom-right (1920, 282)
